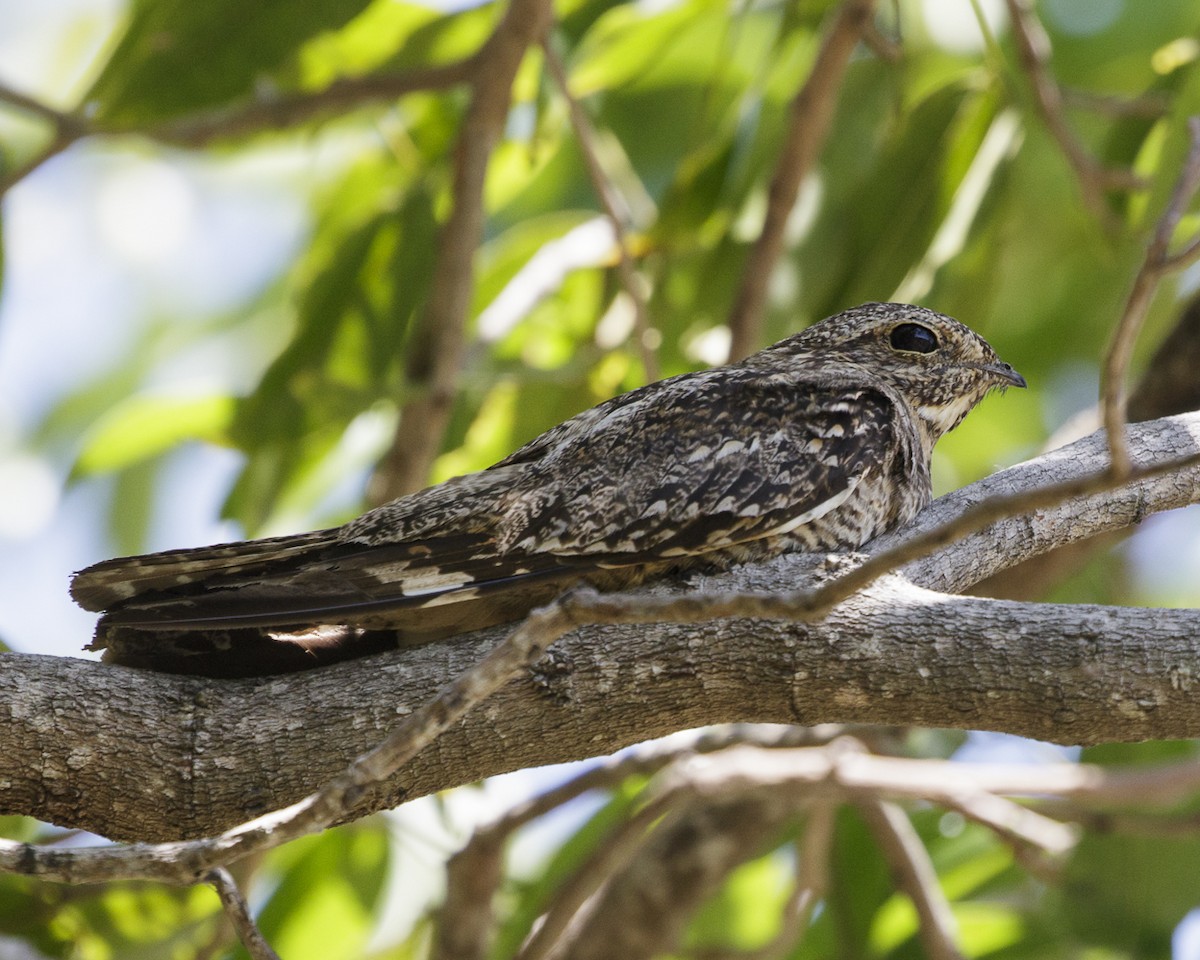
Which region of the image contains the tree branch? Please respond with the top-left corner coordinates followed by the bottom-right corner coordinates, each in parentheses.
top-left (207, 868), bottom-right (281, 960)
top-left (0, 594), bottom-right (567, 882)
top-left (726, 0), bottom-right (878, 361)
top-left (543, 37), bottom-right (659, 381)
top-left (0, 413), bottom-right (1198, 843)
top-left (1101, 115), bottom-right (1200, 474)
top-left (859, 799), bottom-right (964, 960)
top-left (0, 80), bottom-right (91, 196)
top-left (0, 60), bottom-right (478, 197)
top-left (369, 0), bottom-right (554, 503)
top-left (977, 288), bottom-right (1200, 600)
top-left (1003, 0), bottom-right (1143, 224)
top-left (151, 60), bottom-right (478, 147)
top-left (434, 832), bottom-right (504, 960)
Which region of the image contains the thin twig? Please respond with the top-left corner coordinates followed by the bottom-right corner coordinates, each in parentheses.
top-left (0, 80), bottom-right (81, 126)
top-left (370, 0), bottom-right (555, 504)
top-left (726, 0), bottom-right (878, 360)
top-left (542, 37), bottom-right (659, 381)
top-left (1034, 803), bottom-right (1200, 839)
top-left (859, 800), bottom-right (965, 960)
top-left (0, 61), bottom-right (477, 197)
top-left (434, 832), bottom-right (505, 960)
top-left (0, 80), bottom-right (89, 196)
top-left (861, 21), bottom-right (902, 62)
top-left (692, 745), bottom-right (1200, 810)
top-left (515, 792), bottom-right (685, 960)
top-left (151, 59), bottom-right (478, 146)
top-left (1062, 88), bottom-right (1170, 120)
top-left (934, 786), bottom-right (1074, 883)
top-left (754, 801), bottom-right (834, 960)
top-left (1003, 0), bottom-right (1143, 223)
top-left (1101, 115), bottom-right (1200, 474)
top-left (482, 725), bottom-right (833, 843)
top-left (207, 868), bottom-right (281, 960)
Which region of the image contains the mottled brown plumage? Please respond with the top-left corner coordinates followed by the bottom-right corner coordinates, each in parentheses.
top-left (71, 302), bottom-right (1025, 676)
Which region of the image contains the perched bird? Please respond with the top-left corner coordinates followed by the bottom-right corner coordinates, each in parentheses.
top-left (72, 302), bottom-right (1025, 677)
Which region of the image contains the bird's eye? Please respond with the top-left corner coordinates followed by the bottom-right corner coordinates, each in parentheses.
top-left (889, 323), bottom-right (939, 354)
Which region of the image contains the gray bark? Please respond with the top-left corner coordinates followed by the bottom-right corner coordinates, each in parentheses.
top-left (2, 412), bottom-right (1198, 842)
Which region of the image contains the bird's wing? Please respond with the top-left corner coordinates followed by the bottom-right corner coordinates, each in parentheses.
top-left (78, 373), bottom-right (897, 636)
top-left (484, 373), bottom-right (898, 562)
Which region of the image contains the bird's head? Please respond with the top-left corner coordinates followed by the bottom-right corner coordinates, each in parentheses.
top-left (759, 302), bottom-right (1026, 442)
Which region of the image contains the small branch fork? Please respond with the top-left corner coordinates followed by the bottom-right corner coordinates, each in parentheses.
top-left (207, 868), bottom-right (281, 960)
top-left (1001, 3), bottom-right (1200, 477)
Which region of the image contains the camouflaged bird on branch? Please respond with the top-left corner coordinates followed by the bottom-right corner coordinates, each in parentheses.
top-left (71, 302), bottom-right (1025, 677)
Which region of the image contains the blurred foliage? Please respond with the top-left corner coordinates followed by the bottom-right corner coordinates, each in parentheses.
top-left (4, 0), bottom-right (1200, 955)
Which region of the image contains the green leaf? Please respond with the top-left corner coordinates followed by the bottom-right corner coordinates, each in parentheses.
top-left (1063, 832), bottom-right (1200, 956)
top-left (224, 174), bottom-right (438, 531)
top-left (296, 0), bottom-right (498, 88)
top-left (57, 882), bottom-right (218, 959)
top-left (493, 776), bottom-right (648, 959)
top-left (819, 806), bottom-right (897, 957)
top-left (824, 81), bottom-right (994, 309)
top-left (250, 822), bottom-right (389, 960)
top-left (570, 0), bottom-right (721, 97)
top-left (687, 849), bottom-right (792, 952)
top-left (72, 391), bottom-right (235, 478)
top-left (88, 0), bottom-right (377, 125)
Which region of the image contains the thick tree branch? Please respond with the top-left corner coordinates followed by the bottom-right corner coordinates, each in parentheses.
top-left (1, 414), bottom-right (1198, 843)
top-left (891, 411), bottom-right (1200, 593)
top-left (0, 596), bottom-right (567, 883)
top-left (726, 0), bottom-right (878, 360)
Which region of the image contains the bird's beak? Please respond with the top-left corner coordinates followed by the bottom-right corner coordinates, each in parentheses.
top-left (988, 362), bottom-right (1027, 389)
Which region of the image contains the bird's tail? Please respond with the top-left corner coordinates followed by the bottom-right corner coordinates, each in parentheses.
top-left (69, 528), bottom-right (336, 612)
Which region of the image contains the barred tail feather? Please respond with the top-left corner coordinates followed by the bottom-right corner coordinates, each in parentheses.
top-left (69, 528), bottom-right (337, 611)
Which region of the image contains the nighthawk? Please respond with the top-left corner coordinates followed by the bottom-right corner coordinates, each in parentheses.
top-left (71, 302), bottom-right (1025, 677)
